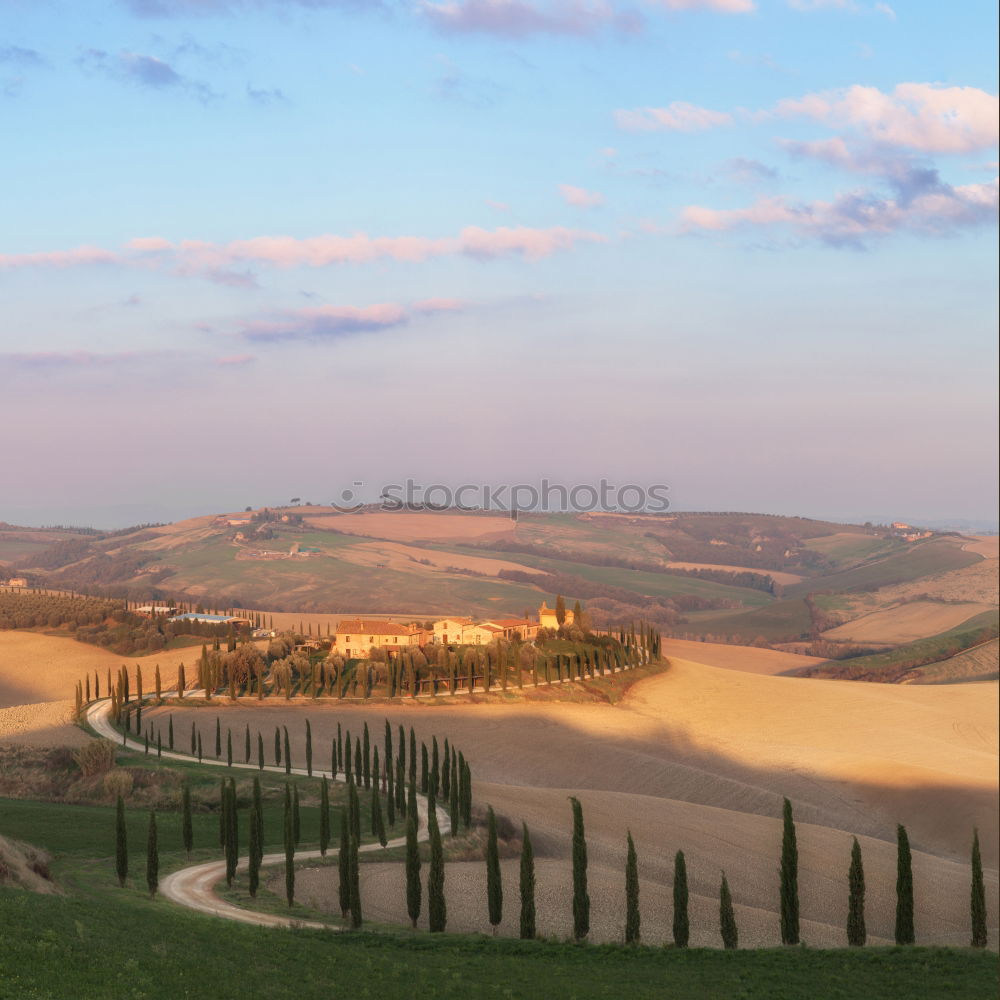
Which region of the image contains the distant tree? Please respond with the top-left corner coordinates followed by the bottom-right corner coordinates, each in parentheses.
top-left (570, 797), bottom-right (590, 941)
top-left (895, 824), bottom-right (914, 945)
top-left (257, 732), bottom-right (264, 770)
top-left (319, 777), bottom-right (331, 856)
top-left (720, 872), bottom-right (738, 949)
top-left (780, 798), bottom-right (800, 945)
top-left (847, 837), bottom-right (866, 946)
top-left (244, 724), bottom-right (251, 764)
top-left (115, 794), bottom-right (128, 887)
top-left (283, 727), bottom-right (291, 775)
top-left (405, 808), bottom-right (421, 929)
top-left (226, 729), bottom-right (233, 768)
top-left (427, 807), bottom-right (446, 933)
top-left (362, 722), bottom-right (371, 789)
top-left (486, 805), bottom-right (502, 935)
top-left (305, 720), bottom-right (313, 777)
top-left (337, 808), bottom-right (350, 918)
top-left (168, 715), bottom-right (174, 751)
top-left (519, 822), bottom-right (536, 940)
top-left (274, 727), bottom-right (281, 767)
top-left (555, 595), bottom-right (566, 626)
top-left (625, 830), bottom-right (640, 944)
top-left (181, 784), bottom-right (193, 856)
top-left (146, 810), bottom-right (158, 898)
top-left (971, 828), bottom-right (988, 948)
top-left (673, 850), bottom-right (689, 947)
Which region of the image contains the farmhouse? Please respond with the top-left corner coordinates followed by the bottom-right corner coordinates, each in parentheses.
top-left (538, 601), bottom-right (573, 630)
top-left (480, 617), bottom-right (538, 641)
top-left (167, 612), bottom-right (249, 625)
top-left (2, 577), bottom-right (28, 588)
top-left (335, 619), bottom-right (421, 658)
top-left (433, 617), bottom-right (474, 645)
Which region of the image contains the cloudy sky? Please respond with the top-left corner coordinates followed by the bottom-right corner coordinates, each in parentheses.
top-left (1, 0), bottom-right (997, 528)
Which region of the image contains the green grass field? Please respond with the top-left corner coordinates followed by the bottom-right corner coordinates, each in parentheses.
top-left (784, 537), bottom-right (980, 599)
top-left (683, 598), bottom-right (814, 641)
top-left (802, 533), bottom-right (905, 568)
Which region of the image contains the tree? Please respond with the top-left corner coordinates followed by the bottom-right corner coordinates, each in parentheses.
top-left (847, 837), bottom-right (866, 946)
top-left (405, 808), bottom-right (421, 928)
top-left (555, 594), bottom-right (566, 626)
top-left (420, 742), bottom-right (429, 795)
top-left (570, 796), bottom-right (590, 941)
top-left (146, 810), bottom-right (158, 898)
top-left (362, 722), bottom-right (371, 789)
top-left (895, 823), bottom-right (915, 944)
top-left (338, 808), bottom-right (350, 918)
top-left (225, 779), bottom-right (238, 886)
top-left (519, 822), bottom-right (536, 940)
top-left (181, 784), bottom-right (193, 856)
top-left (284, 784), bottom-right (295, 907)
top-left (779, 797), bottom-right (800, 945)
top-left (673, 850), bottom-right (689, 948)
top-left (249, 783), bottom-right (262, 898)
top-left (625, 830), bottom-right (640, 944)
top-left (720, 872), bottom-right (738, 949)
top-left (292, 784), bottom-right (301, 846)
top-left (348, 834), bottom-right (362, 929)
top-left (371, 781), bottom-right (387, 848)
top-left (257, 732), bottom-right (264, 771)
top-left (971, 827), bottom-right (988, 948)
top-left (115, 794), bottom-right (128, 887)
top-left (319, 777), bottom-right (331, 856)
top-left (427, 806), bottom-right (446, 932)
top-left (215, 716), bottom-right (222, 759)
top-left (274, 726), bottom-right (281, 767)
top-left (305, 719), bottom-right (313, 777)
top-left (283, 727), bottom-right (291, 775)
top-left (226, 729), bottom-right (233, 767)
top-left (486, 805), bottom-right (502, 935)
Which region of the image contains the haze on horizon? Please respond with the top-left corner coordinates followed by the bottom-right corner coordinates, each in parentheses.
top-left (1, 0), bottom-right (997, 529)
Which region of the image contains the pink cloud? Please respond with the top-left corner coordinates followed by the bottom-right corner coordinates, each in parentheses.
top-left (0, 245), bottom-right (117, 269)
top-left (775, 83), bottom-right (999, 154)
top-left (413, 297), bottom-right (467, 313)
top-left (559, 183), bottom-right (605, 207)
top-left (646, 0), bottom-right (754, 9)
top-left (614, 101), bottom-right (733, 132)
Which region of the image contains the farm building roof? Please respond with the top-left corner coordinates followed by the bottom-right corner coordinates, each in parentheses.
top-left (335, 619), bottom-right (412, 636)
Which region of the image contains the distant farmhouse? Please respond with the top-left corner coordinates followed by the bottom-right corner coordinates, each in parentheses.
top-left (168, 612), bottom-right (251, 626)
top-left (2, 577), bottom-right (28, 588)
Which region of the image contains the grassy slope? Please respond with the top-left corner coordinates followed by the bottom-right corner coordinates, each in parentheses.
top-left (682, 599), bottom-right (814, 641)
top-left (784, 537), bottom-right (980, 599)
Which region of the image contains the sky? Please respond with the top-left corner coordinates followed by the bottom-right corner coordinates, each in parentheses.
top-left (1, 0), bottom-right (997, 529)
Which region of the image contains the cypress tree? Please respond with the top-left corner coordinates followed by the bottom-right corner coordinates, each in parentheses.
top-left (384, 719), bottom-right (393, 776)
top-left (431, 737), bottom-right (440, 799)
top-left (420, 742), bottom-right (429, 794)
top-left (427, 806), bottom-right (446, 932)
top-left (338, 808), bottom-right (350, 918)
top-left (363, 722), bottom-right (371, 789)
top-left (349, 779), bottom-right (361, 844)
top-left (197, 730), bottom-right (203, 763)
top-left (337, 723), bottom-right (344, 776)
top-left (720, 872), bottom-right (738, 949)
top-left (215, 716), bottom-right (222, 759)
top-left (349, 834), bottom-right (362, 928)
top-left (449, 766), bottom-right (459, 837)
top-left (244, 724), bottom-right (251, 764)
top-left (570, 796), bottom-right (590, 941)
top-left (190, 721), bottom-right (196, 755)
top-left (168, 715), bottom-right (174, 751)
top-left (847, 836), bottom-right (866, 946)
top-left (398, 723), bottom-right (406, 780)
top-left (257, 732), bottom-right (264, 770)
top-left (486, 805), bottom-right (502, 935)
top-left (971, 828), bottom-right (987, 948)
top-left (283, 727), bottom-right (291, 775)
top-left (182, 784), bottom-right (193, 856)
top-left (673, 850), bottom-right (689, 948)
top-left (461, 758), bottom-right (472, 829)
top-left (219, 779), bottom-right (227, 848)
top-left (274, 726), bottom-right (281, 767)
top-left (519, 822), bottom-right (536, 940)
top-left (248, 800), bottom-right (261, 898)
top-left (895, 824), bottom-right (915, 945)
top-left (405, 808), bottom-right (421, 928)
top-left (305, 720), bottom-right (313, 777)
top-left (293, 784), bottom-right (301, 846)
top-left (319, 777), bottom-right (331, 856)
top-left (225, 779), bottom-right (238, 886)
top-left (344, 731), bottom-right (353, 784)
top-left (252, 776), bottom-right (264, 865)
top-left (115, 794), bottom-right (128, 887)
top-left (146, 810), bottom-right (158, 898)
top-left (386, 759), bottom-right (396, 828)
top-left (442, 737), bottom-right (451, 798)
top-left (284, 784), bottom-right (295, 907)
top-left (156, 731), bottom-right (162, 759)
top-left (396, 757), bottom-right (406, 819)
top-left (227, 729), bottom-right (233, 767)
top-left (625, 830), bottom-right (640, 944)
top-left (409, 727), bottom-right (417, 786)
top-left (779, 797), bottom-right (800, 945)
top-left (355, 736), bottom-right (362, 785)
top-left (371, 782), bottom-right (387, 847)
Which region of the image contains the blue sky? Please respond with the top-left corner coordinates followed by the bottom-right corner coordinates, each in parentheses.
top-left (1, 0), bottom-right (997, 528)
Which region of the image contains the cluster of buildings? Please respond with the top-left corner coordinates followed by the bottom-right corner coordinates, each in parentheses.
top-left (333, 601), bottom-right (573, 659)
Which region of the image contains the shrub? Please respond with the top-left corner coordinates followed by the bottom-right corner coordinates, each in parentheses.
top-left (73, 739), bottom-right (117, 777)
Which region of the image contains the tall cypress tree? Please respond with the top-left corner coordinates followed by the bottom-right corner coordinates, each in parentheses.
top-left (673, 850), bottom-right (689, 948)
top-left (146, 810), bottom-right (158, 898)
top-left (292, 784), bottom-right (301, 846)
top-left (409, 727), bottom-right (417, 786)
top-left (252, 776), bottom-right (264, 867)
top-left (248, 801), bottom-right (261, 898)
top-left (971, 828), bottom-right (988, 948)
top-left (779, 797), bottom-right (800, 945)
top-left (319, 777), bottom-right (331, 856)
top-left (283, 727), bottom-right (291, 775)
top-left (486, 805), bottom-right (502, 935)
top-left (442, 737), bottom-right (451, 799)
top-left (362, 722), bottom-right (371, 789)
top-left (257, 732), bottom-right (264, 770)
top-left (420, 742), bottom-right (429, 795)
top-left (338, 808), bottom-right (350, 918)
top-left (430, 737), bottom-right (440, 799)
top-left (449, 767), bottom-right (459, 837)
top-left (215, 716), bottom-right (222, 759)
top-left (226, 729), bottom-right (233, 767)
top-left (348, 834), bottom-right (362, 929)
top-left (337, 723), bottom-right (344, 776)
top-left (519, 822), bottom-right (536, 940)
top-left (225, 779), bottom-right (238, 886)
top-left (305, 720), bottom-right (313, 777)
top-left (274, 726), bottom-right (281, 767)
top-left (344, 731), bottom-right (353, 784)
top-left (847, 837), bottom-right (866, 946)
top-left (405, 808), bottom-right (422, 929)
top-left (371, 781), bottom-right (387, 847)
top-left (115, 794), bottom-right (128, 887)
top-left (218, 779), bottom-right (227, 848)
top-left (284, 784), bottom-right (295, 907)
top-left (181, 784), bottom-right (193, 856)
top-left (244, 724), bottom-right (251, 763)
top-left (720, 872), bottom-right (738, 949)
top-left (168, 715), bottom-right (174, 751)
top-left (427, 806), bottom-right (446, 932)
top-left (625, 830), bottom-right (640, 944)
top-left (895, 824), bottom-right (915, 945)
top-left (570, 796), bottom-right (590, 941)
top-left (349, 779), bottom-right (361, 844)
top-left (386, 759), bottom-right (396, 828)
